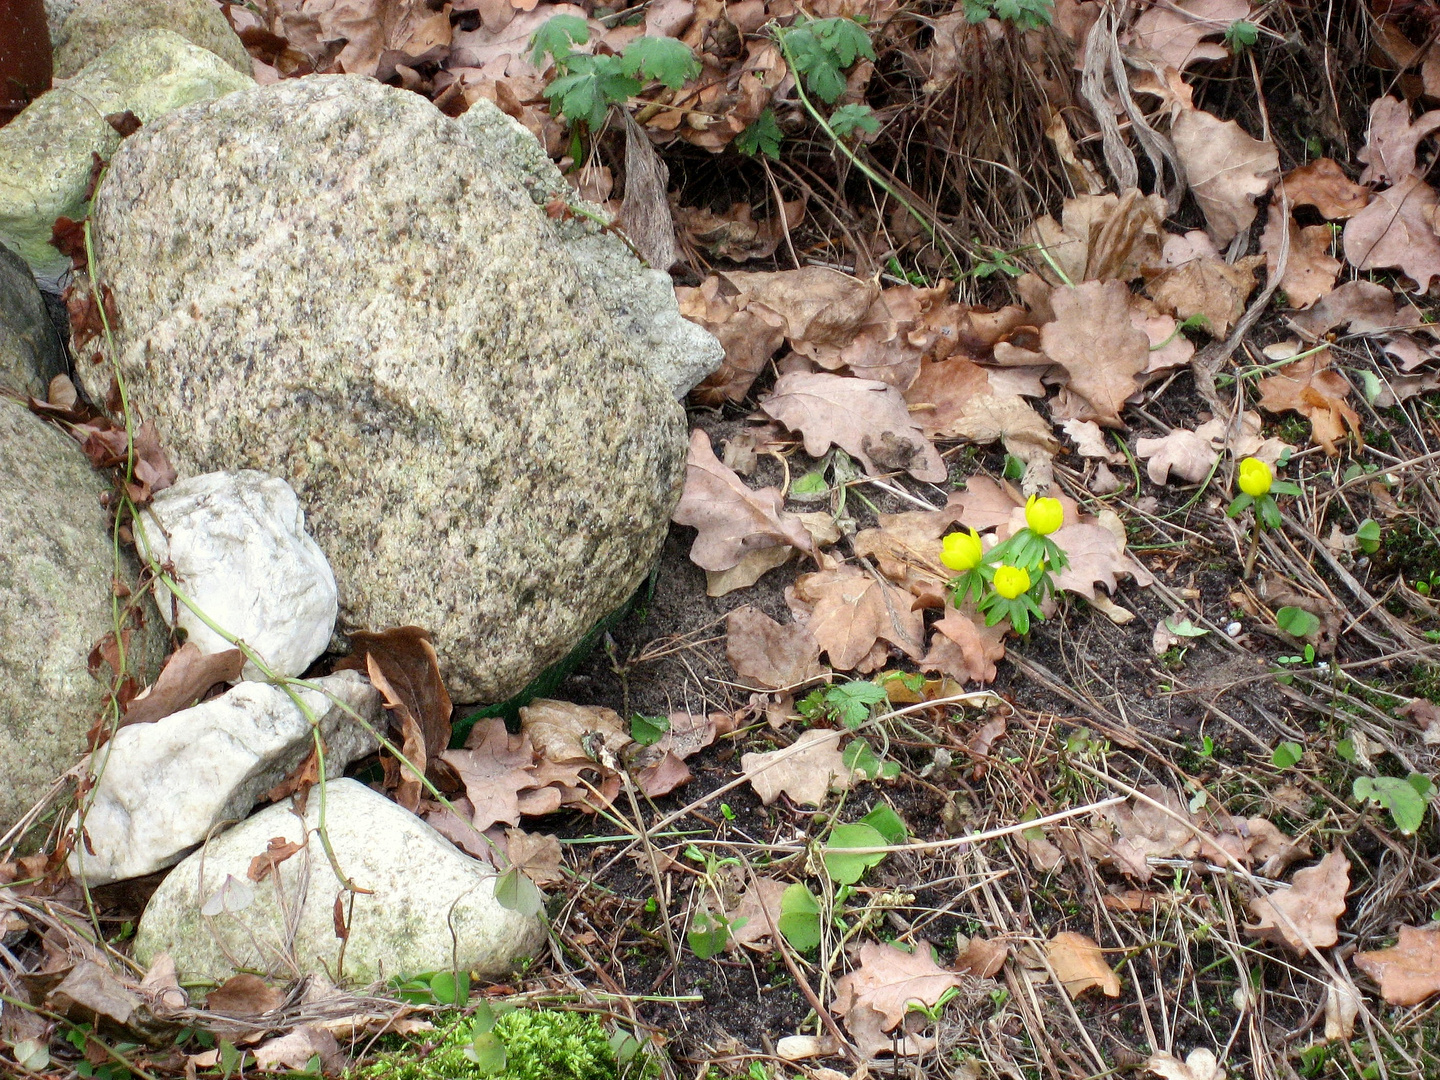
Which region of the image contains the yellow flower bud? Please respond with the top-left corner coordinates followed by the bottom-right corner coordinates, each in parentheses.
top-left (993, 564), bottom-right (1031, 599)
top-left (1237, 457), bottom-right (1272, 497)
top-left (940, 529), bottom-right (984, 572)
top-left (1024, 494), bottom-right (1064, 536)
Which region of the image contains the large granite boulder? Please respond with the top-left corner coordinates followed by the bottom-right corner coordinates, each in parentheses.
top-left (70, 671), bottom-right (381, 886)
top-left (135, 778), bottom-right (548, 983)
top-left (45, 0), bottom-right (80, 45)
top-left (0, 398), bottom-right (165, 834)
top-left (0, 240), bottom-right (65, 397)
top-left (0, 29), bottom-right (252, 279)
top-left (53, 0), bottom-right (253, 79)
top-left (79, 75), bottom-right (690, 703)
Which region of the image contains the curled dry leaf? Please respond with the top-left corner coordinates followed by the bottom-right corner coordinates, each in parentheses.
top-left (252, 1026), bottom-right (343, 1073)
top-left (1353, 925), bottom-right (1440, 1005)
top-left (1040, 280), bottom-right (1150, 428)
top-left (1024, 189), bottom-right (1166, 286)
top-left (205, 973), bottom-right (284, 1017)
top-left (1126, 0), bottom-right (1249, 71)
top-left (120, 643), bottom-right (244, 729)
top-left (678, 278), bottom-right (786, 404)
top-left (1171, 107), bottom-right (1279, 246)
top-left (904, 356), bottom-right (996, 438)
top-left (921, 603), bottom-right (1006, 684)
top-left (1144, 1048), bottom-right (1226, 1080)
top-left (1255, 354), bottom-right (1360, 455)
top-left (832, 942), bottom-right (965, 1058)
top-left (741, 728), bottom-right (851, 806)
top-left (1288, 279), bottom-right (1432, 339)
top-left (801, 284), bottom-right (956, 389)
top-left (1357, 97), bottom-right (1440, 186)
top-left (1342, 175), bottom-right (1440, 292)
top-left (672, 429), bottom-right (814, 572)
top-left (1146, 250), bottom-right (1261, 336)
top-left (1046, 931), bottom-right (1120, 999)
top-left (760, 371), bottom-right (948, 482)
top-left (1135, 428), bottom-right (1220, 485)
top-left (439, 718), bottom-right (541, 833)
top-left (793, 564), bottom-right (925, 671)
top-left (1279, 158), bottom-right (1370, 220)
top-left (1260, 205), bottom-right (1340, 309)
top-left (675, 199), bottom-right (805, 263)
top-left (726, 606), bottom-right (826, 690)
top-left (947, 393), bottom-right (1059, 494)
top-left (1247, 850), bottom-right (1350, 954)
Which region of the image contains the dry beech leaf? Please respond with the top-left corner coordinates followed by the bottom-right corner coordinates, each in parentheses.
top-left (1144, 1048), bottom-right (1227, 1080)
top-left (1279, 158), bottom-right (1371, 219)
top-left (760, 372), bottom-right (948, 482)
top-left (1357, 97), bottom-right (1440, 186)
top-left (121, 643), bottom-right (243, 728)
top-left (741, 728), bottom-right (850, 806)
top-left (1046, 931), bottom-right (1120, 999)
top-left (947, 393), bottom-right (1059, 494)
top-left (1126, 0), bottom-right (1249, 71)
top-left (1023, 189), bottom-right (1166, 286)
top-left (1247, 850), bottom-right (1350, 954)
top-left (1260, 205), bottom-right (1339, 309)
top-left (1255, 354), bottom-right (1360, 456)
top-left (672, 429), bottom-right (814, 572)
top-left (832, 942), bottom-right (964, 1058)
top-left (1063, 419), bottom-right (1122, 462)
top-left (794, 564), bottom-right (925, 670)
top-left (726, 605), bottom-right (827, 690)
top-left (1040, 280), bottom-right (1150, 428)
top-left (1171, 108), bottom-right (1279, 245)
top-left (1342, 175), bottom-right (1440, 292)
top-left (1353, 925), bottom-right (1440, 1005)
top-left (1136, 428), bottom-right (1220, 485)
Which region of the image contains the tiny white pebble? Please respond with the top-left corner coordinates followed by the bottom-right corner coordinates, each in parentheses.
top-left (1225, 621), bottom-right (1243, 637)
top-left (932, 748), bottom-right (953, 769)
top-left (1356, 556), bottom-right (1370, 569)
top-left (1316, 661), bottom-right (1331, 672)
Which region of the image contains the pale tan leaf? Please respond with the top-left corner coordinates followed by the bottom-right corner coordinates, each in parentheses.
top-left (921, 603), bottom-right (1006, 684)
top-left (705, 545), bottom-right (793, 596)
top-left (503, 828), bottom-right (564, 885)
top-left (520, 699), bottom-right (630, 765)
top-left (741, 728), bottom-right (850, 806)
top-left (1247, 850), bottom-right (1350, 954)
top-left (1146, 252), bottom-right (1262, 336)
top-left (1144, 1048), bottom-right (1226, 1080)
top-left (1279, 158), bottom-right (1371, 220)
top-left (726, 605), bottom-right (827, 690)
top-left (760, 371), bottom-right (948, 482)
top-left (1260, 205), bottom-right (1340, 309)
top-left (832, 941), bottom-right (965, 1035)
top-left (251, 1026), bottom-right (342, 1073)
top-left (1062, 419), bottom-right (1122, 462)
top-left (1135, 428), bottom-right (1220, 485)
top-left (672, 429), bottom-right (814, 571)
top-left (904, 356), bottom-right (994, 439)
top-left (1341, 175), bottom-right (1440, 292)
top-left (1051, 523), bottom-right (1155, 599)
top-left (1324, 977), bottom-right (1360, 1040)
top-left (1357, 97), bottom-right (1440, 186)
top-left (949, 393), bottom-right (1059, 493)
top-left (721, 267), bottom-right (880, 347)
top-left (1255, 354), bottom-right (1360, 456)
top-left (793, 564), bottom-right (926, 670)
top-left (1046, 932), bottom-right (1120, 998)
top-left (1289, 279), bottom-right (1431, 339)
top-left (1040, 280), bottom-right (1150, 428)
top-left (439, 718), bottom-right (538, 833)
top-left (728, 875), bottom-right (787, 948)
top-left (1354, 925), bottom-right (1440, 1005)
top-left (679, 277), bottom-right (786, 404)
top-left (1127, 0), bottom-right (1249, 71)
top-left (1172, 108), bottom-right (1279, 245)
top-left (1024, 189), bottom-right (1166, 286)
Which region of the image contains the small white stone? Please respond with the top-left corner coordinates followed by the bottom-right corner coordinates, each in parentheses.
top-left (136, 470), bottom-right (337, 680)
top-left (69, 671), bottom-right (379, 885)
top-left (134, 779), bottom-right (547, 983)
top-left (1225, 621), bottom-right (1243, 637)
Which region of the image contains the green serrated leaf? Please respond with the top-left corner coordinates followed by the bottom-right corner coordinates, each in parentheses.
top-left (1276, 606), bottom-right (1321, 640)
top-left (735, 108), bottom-right (783, 160)
top-left (812, 16), bottom-right (876, 66)
top-left (829, 103), bottom-right (879, 138)
top-left (1224, 19), bottom-right (1258, 50)
top-left (531, 14), bottom-right (589, 66)
top-left (621, 35), bottom-right (700, 89)
top-left (827, 680), bottom-right (888, 727)
top-left (822, 821), bottom-right (889, 883)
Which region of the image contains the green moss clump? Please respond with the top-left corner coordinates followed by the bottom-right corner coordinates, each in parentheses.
top-left (356, 1008), bottom-right (656, 1080)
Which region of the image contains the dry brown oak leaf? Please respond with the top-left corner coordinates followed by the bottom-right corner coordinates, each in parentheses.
top-left (672, 428), bottom-right (814, 571)
top-left (904, 355), bottom-right (995, 439)
top-left (1278, 158), bottom-right (1371, 220)
top-left (121, 642), bottom-right (243, 729)
top-left (1046, 931), bottom-right (1120, 999)
top-left (1144, 1049), bottom-right (1227, 1080)
top-left (1135, 427), bottom-right (1220, 485)
top-left (1247, 849), bottom-right (1350, 954)
top-left (439, 717), bottom-right (539, 833)
top-left (1353, 925), bottom-right (1440, 1005)
top-left (920, 602), bottom-right (1006, 684)
top-left (1260, 204), bottom-right (1340, 309)
top-left (1171, 107), bottom-right (1279, 246)
top-left (1039, 280), bottom-right (1150, 428)
top-left (760, 371), bottom-right (948, 482)
top-left (741, 728), bottom-right (851, 806)
top-left (1126, 0), bottom-right (1249, 71)
top-left (1341, 174), bottom-right (1440, 292)
top-left (1288, 279), bottom-right (1433, 339)
top-left (1050, 522), bottom-right (1155, 600)
top-left (1256, 354), bottom-right (1361, 456)
top-left (793, 563), bottom-right (926, 671)
top-left (1357, 97), bottom-right (1440, 187)
top-left (947, 392), bottom-right (1058, 494)
top-left (726, 605), bottom-right (827, 690)
top-left (832, 942), bottom-right (966, 1058)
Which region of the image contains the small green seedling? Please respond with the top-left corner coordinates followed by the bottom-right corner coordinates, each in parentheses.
top-left (1271, 741), bottom-right (1304, 770)
top-left (1355, 519), bottom-right (1381, 554)
top-left (688, 909), bottom-right (745, 959)
top-left (798, 679), bottom-right (889, 729)
top-left (822, 821), bottom-right (889, 884)
top-left (630, 713), bottom-right (670, 746)
top-left (735, 108), bottom-right (783, 159)
top-left (842, 737), bottom-right (899, 780)
top-left (1224, 19), bottom-right (1259, 51)
top-left (777, 883), bottom-right (822, 951)
top-left (961, 0), bottom-right (1054, 30)
top-left (1276, 606), bottom-right (1321, 640)
top-left (1354, 774), bottom-right (1434, 835)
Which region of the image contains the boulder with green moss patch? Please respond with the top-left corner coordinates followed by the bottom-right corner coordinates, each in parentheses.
top-left (53, 0), bottom-right (253, 78)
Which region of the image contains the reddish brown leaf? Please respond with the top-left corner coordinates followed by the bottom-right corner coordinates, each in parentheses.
top-left (121, 643), bottom-right (243, 728)
top-left (793, 564), bottom-right (925, 671)
top-left (725, 605), bottom-right (826, 690)
top-left (206, 974), bottom-right (284, 1017)
top-left (1040, 280), bottom-right (1150, 428)
top-left (1278, 158), bottom-right (1371, 220)
top-left (1256, 354), bottom-right (1360, 455)
top-left (247, 837), bottom-right (303, 883)
top-left (1354, 926), bottom-right (1440, 1006)
top-left (338, 626), bottom-right (452, 781)
top-left (1247, 850), bottom-right (1350, 954)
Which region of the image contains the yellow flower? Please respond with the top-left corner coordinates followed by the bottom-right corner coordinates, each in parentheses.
top-left (1024, 494), bottom-right (1064, 536)
top-left (993, 564), bottom-right (1031, 599)
top-left (1238, 457), bottom-right (1272, 497)
top-left (941, 529), bottom-right (984, 572)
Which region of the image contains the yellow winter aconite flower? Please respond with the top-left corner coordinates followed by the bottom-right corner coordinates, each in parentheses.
top-left (1024, 494), bottom-right (1064, 536)
top-left (940, 529), bottom-right (984, 572)
top-left (993, 564), bottom-right (1031, 599)
top-left (1238, 457), bottom-right (1273, 497)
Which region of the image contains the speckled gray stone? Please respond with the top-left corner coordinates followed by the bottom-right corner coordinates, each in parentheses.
top-left (0, 29), bottom-right (252, 279)
top-left (79, 75), bottom-right (688, 704)
top-left (69, 671), bottom-right (380, 886)
top-left (53, 0), bottom-right (253, 79)
top-left (45, 0), bottom-right (79, 44)
top-left (458, 100), bottom-right (723, 399)
top-left (0, 240), bottom-right (65, 397)
top-left (0, 398), bottom-right (165, 834)
top-left (134, 778), bottom-right (547, 983)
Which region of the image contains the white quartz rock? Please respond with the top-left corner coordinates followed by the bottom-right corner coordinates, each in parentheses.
top-left (134, 779), bottom-right (547, 983)
top-left (69, 671), bottom-right (380, 885)
top-left (136, 470), bottom-right (337, 680)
